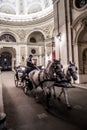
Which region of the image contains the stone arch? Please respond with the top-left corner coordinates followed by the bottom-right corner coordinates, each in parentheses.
top-left (74, 24), bottom-right (84, 44)
top-left (75, 23), bottom-right (87, 76)
top-left (25, 30), bottom-right (46, 43)
top-left (72, 13), bottom-right (87, 75)
top-left (0, 31), bottom-right (19, 42)
top-left (78, 27), bottom-right (87, 43)
top-left (0, 47), bottom-right (16, 57)
top-left (0, 34), bottom-right (16, 42)
top-left (27, 31), bottom-right (45, 44)
top-left (72, 11), bottom-right (87, 29)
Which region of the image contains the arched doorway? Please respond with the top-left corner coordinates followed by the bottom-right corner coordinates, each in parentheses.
top-left (0, 47), bottom-right (16, 71)
top-left (78, 26), bottom-right (87, 83)
top-left (0, 52), bottom-right (12, 70)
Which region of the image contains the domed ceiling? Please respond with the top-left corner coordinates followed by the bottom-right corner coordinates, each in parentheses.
top-left (0, 0), bottom-right (53, 23)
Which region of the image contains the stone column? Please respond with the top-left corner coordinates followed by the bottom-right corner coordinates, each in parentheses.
top-left (0, 113), bottom-right (7, 130)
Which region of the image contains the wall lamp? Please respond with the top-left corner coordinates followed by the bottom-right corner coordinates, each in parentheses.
top-left (57, 32), bottom-right (61, 41)
top-left (22, 56), bottom-right (25, 61)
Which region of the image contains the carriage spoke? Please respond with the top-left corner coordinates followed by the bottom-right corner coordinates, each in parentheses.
top-left (14, 75), bottom-right (18, 87)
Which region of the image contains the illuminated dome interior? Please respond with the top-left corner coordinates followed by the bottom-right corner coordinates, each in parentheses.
top-left (0, 0), bottom-right (53, 21)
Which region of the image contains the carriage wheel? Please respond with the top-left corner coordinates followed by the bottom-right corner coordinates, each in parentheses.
top-left (22, 79), bottom-right (27, 94)
top-left (14, 75), bottom-right (18, 87)
top-left (22, 79), bottom-right (27, 93)
top-left (24, 86), bottom-right (28, 95)
top-left (22, 79), bottom-right (26, 88)
top-left (14, 75), bottom-right (22, 87)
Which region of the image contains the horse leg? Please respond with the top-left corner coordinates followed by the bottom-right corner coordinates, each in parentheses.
top-left (45, 87), bottom-right (51, 109)
top-left (52, 86), bottom-right (56, 99)
top-left (63, 88), bottom-right (72, 109)
top-left (57, 87), bottom-right (64, 101)
top-left (73, 79), bottom-right (75, 84)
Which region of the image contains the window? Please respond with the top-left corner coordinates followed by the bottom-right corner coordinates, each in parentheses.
top-left (75, 0), bottom-right (87, 8)
top-left (30, 37), bottom-right (36, 43)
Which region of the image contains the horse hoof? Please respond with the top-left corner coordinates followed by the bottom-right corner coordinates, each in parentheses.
top-left (57, 97), bottom-right (61, 101)
top-left (67, 105), bottom-right (72, 110)
top-left (35, 96), bottom-right (40, 103)
top-left (53, 94), bottom-right (56, 99)
top-left (45, 106), bottom-right (50, 112)
top-left (24, 87), bottom-right (28, 95)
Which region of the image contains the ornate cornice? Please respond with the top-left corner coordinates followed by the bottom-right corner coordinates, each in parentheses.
top-left (0, 11), bottom-right (53, 26)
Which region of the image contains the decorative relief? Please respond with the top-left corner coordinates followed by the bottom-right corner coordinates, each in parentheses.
top-left (42, 25), bottom-right (53, 38)
top-left (0, 0), bottom-right (16, 6)
top-left (31, 48), bottom-right (36, 54)
top-left (82, 17), bottom-right (87, 26)
top-left (73, 0), bottom-right (87, 11)
top-left (16, 29), bottom-right (26, 41)
top-left (75, 0), bottom-right (87, 8)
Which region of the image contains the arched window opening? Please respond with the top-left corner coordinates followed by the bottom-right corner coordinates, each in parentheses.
top-left (30, 37), bottom-right (36, 43)
top-left (0, 34), bottom-right (16, 42)
top-left (83, 48), bottom-right (87, 74)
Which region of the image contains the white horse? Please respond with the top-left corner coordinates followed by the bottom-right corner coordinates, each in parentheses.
top-left (56, 64), bottom-right (78, 109)
top-left (28, 60), bottom-right (78, 109)
top-left (28, 59), bottom-right (63, 107)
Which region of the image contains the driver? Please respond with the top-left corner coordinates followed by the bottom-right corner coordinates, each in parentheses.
top-left (26, 54), bottom-right (33, 66)
top-left (26, 54), bottom-right (38, 70)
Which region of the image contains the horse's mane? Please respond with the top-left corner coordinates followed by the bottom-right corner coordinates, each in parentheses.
top-left (46, 61), bottom-right (53, 74)
top-left (63, 67), bottom-right (68, 75)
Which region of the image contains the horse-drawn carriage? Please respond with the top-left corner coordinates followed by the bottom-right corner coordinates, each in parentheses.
top-left (14, 60), bottom-right (78, 109)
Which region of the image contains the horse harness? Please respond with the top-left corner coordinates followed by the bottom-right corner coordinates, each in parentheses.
top-left (30, 70), bottom-right (49, 89)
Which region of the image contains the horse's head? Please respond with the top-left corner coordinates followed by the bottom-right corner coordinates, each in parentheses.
top-left (47, 59), bottom-right (64, 80)
top-left (67, 64), bottom-right (78, 81)
top-left (51, 60), bottom-right (62, 72)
